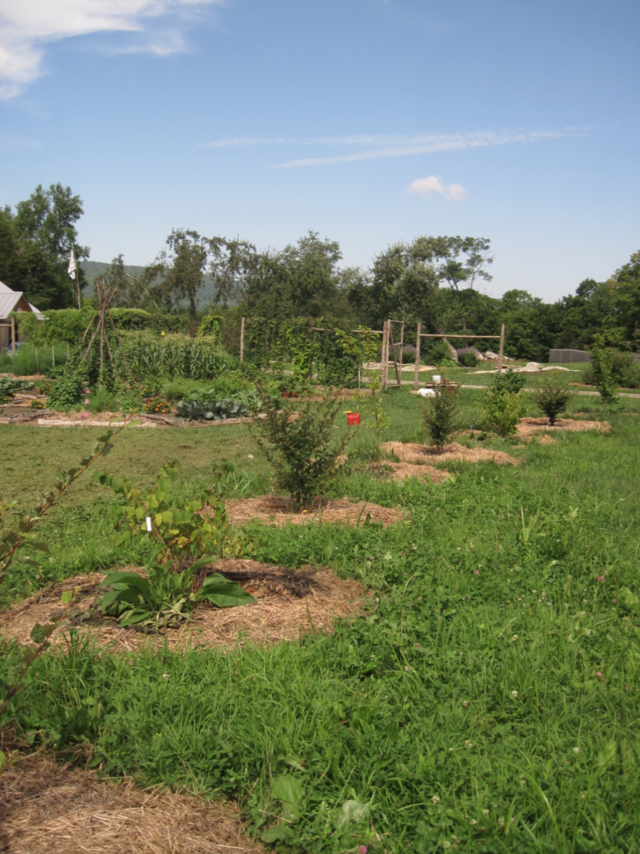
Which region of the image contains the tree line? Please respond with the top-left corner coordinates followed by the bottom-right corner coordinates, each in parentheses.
top-left (1, 184), bottom-right (638, 362)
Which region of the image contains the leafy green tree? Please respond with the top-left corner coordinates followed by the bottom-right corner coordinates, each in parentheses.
top-left (242, 231), bottom-right (353, 321)
top-left (208, 237), bottom-right (259, 308)
top-left (2, 184), bottom-right (88, 309)
top-left (153, 229), bottom-right (208, 323)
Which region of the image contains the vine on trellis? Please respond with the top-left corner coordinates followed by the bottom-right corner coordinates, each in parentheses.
top-left (242, 317), bottom-right (378, 389)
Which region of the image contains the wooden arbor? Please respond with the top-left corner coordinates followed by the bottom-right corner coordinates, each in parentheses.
top-left (378, 319), bottom-right (506, 390)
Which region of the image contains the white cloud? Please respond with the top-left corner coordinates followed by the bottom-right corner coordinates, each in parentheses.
top-left (0, 0), bottom-right (224, 98)
top-left (408, 175), bottom-right (466, 201)
top-left (202, 127), bottom-right (585, 167)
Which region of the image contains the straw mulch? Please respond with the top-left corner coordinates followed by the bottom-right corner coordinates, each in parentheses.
top-left (383, 441), bottom-right (520, 467)
top-left (224, 496), bottom-right (404, 528)
top-left (0, 561), bottom-right (367, 653)
top-left (516, 417), bottom-right (611, 439)
top-left (384, 462), bottom-right (452, 483)
top-left (0, 751), bottom-right (263, 854)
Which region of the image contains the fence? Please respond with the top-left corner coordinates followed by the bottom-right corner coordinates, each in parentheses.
top-left (549, 348), bottom-right (591, 364)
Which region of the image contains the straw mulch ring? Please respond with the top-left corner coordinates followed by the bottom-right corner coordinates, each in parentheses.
top-left (373, 462), bottom-right (452, 483)
top-left (0, 751), bottom-right (263, 854)
top-left (0, 560), bottom-right (367, 653)
top-left (516, 417), bottom-right (611, 439)
top-left (224, 496), bottom-right (404, 528)
top-left (383, 441), bottom-right (520, 467)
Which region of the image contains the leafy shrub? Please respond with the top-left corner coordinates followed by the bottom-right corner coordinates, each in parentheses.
top-left (97, 464), bottom-right (253, 631)
top-left (46, 372), bottom-right (84, 412)
top-left (532, 377), bottom-right (576, 425)
top-left (87, 387), bottom-right (118, 413)
top-left (584, 345), bottom-right (640, 391)
top-left (458, 351), bottom-right (479, 368)
top-left (421, 380), bottom-right (459, 450)
top-left (97, 462), bottom-right (246, 563)
top-left (249, 386), bottom-right (354, 508)
top-left (483, 388), bottom-right (528, 437)
top-left (588, 337), bottom-right (619, 405)
top-left (493, 368), bottom-right (527, 394)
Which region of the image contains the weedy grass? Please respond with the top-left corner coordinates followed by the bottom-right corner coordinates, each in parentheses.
top-left (1, 390), bottom-right (640, 852)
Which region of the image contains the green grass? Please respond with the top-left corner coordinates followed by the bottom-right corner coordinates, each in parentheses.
top-left (2, 389), bottom-right (640, 852)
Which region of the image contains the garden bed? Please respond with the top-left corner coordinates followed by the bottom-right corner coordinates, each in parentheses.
top-left (383, 440), bottom-right (520, 466)
top-left (383, 462), bottom-right (452, 483)
top-left (224, 496), bottom-right (404, 528)
top-left (516, 417), bottom-right (612, 438)
top-left (0, 749), bottom-right (262, 854)
top-left (0, 561), bottom-right (367, 652)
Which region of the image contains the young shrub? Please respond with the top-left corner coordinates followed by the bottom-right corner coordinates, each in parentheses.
top-left (483, 369), bottom-right (528, 437)
top-left (357, 375), bottom-right (390, 465)
top-left (96, 462), bottom-right (246, 563)
top-left (249, 385), bottom-right (355, 508)
top-left (422, 379), bottom-right (459, 451)
top-left (532, 376), bottom-right (576, 425)
top-left (588, 336), bottom-right (625, 404)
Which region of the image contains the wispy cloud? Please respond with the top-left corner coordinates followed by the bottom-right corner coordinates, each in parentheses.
top-left (202, 127), bottom-right (585, 167)
top-left (0, 0), bottom-right (225, 99)
top-left (408, 175), bottom-right (466, 201)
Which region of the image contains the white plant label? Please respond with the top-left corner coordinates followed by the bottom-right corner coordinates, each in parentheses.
top-left (146, 516), bottom-right (152, 532)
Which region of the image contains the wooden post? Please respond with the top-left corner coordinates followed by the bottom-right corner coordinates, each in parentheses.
top-left (239, 316), bottom-right (245, 363)
top-left (381, 320), bottom-right (389, 390)
top-left (10, 316), bottom-right (15, 356)
top-left (414, 322), bottom-right (421, 389)
top-left (498, 323), bottom-right (505, 372)
top-left (35, 346), bottom-right (38, 374)
top-left (52, 345), bottom-right (55, 367)
top-left (388, 323), bottom-right (402, 387)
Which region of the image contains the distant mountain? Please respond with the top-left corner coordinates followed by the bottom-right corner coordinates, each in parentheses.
top-left (80, 261), bottom-right (219, 307)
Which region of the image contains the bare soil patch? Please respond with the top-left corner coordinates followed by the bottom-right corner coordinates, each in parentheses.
top-left (383, 441), bottom-right (520, 467)
top-left (0, 561), bottom-right (367, 653)
top-left (225, 496), bottom-right (404, 528)
top-left (0, 751), bottom-right (263, 854)
top-left (516, 417), bottom-right (611, 439)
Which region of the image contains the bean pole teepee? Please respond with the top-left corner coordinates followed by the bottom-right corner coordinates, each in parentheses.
top-left (78, 278), bottom-right (131, 388)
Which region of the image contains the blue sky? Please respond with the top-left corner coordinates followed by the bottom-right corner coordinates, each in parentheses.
top-left (1, 0), bottom-right (638, 301)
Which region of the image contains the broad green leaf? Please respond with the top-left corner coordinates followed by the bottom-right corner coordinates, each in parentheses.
top-left (119, 609), bottom-right (151, 627)
top-left (101, 572), bottom-right (151, 594)
top-left (29, 541), bottom-right (50, 553)
top-left (271, 775), bottom-right (304, 807)
top-left (0, 750), bottom-right (6, 773)
top-left (21, 649), bottom-right (37, 665)
top-left (61, 591), bottom-right (74, 605)
top-left (199, 574), bottom-right (256, 608)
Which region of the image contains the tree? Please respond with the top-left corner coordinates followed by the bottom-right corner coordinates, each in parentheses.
top-left (208, 237), bottom-right (259, 308)
top-left (11, 183), bottom-right (89, 309)
top-left (153, 229), bottom-right (208, 322)
top-left (242, 231), bottom-right (351, 320)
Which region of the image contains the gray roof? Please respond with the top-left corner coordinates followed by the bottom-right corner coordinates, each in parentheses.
top-left (0, 281), bottom-right (43, 320)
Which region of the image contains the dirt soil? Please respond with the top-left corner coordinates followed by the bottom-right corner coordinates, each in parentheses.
top-left (0, 560), bottom-right (367, 653)
top-left (383, 440), bottom-right (520, 466)
top-left (516, 417), bottom-right (611, 438)
top-left (0, 750), bottom-right (263, 854)
top-left (224, 496), bottom-right (404, 528)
